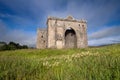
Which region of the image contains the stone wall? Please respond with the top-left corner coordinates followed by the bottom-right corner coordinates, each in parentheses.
top-left (36, 29), bottom-right (47, 49)
top-left (37, 16), bottom-right (88, 49)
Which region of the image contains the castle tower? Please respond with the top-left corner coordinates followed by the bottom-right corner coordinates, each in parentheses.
top-left (37, 16), bottom-right (88, 49)
top-left (36, 29), bottom-right (47, 49)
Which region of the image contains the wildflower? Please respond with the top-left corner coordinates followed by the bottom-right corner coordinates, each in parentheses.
top-left (43, 61), bottom-right (49, 66)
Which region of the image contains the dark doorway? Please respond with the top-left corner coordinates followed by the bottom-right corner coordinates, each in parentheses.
top-left (65, 28), bottom-right (77, 48)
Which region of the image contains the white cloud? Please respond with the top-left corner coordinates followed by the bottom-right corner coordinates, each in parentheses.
top-left (7, 30), bottom-right (36, 46)
top-left (0, 0), bottom-right (120, 47)
top-left (0, 13), bottom-right (37, 27)
top-left (0, 0), bottom-right (119, 28)
top-left (48, 0), bottom-right (120, 28)
top-left (4, 31), bottom-right (35, 47)
top-left (88, 26), bottom-right (120, 46)
top-left (89, 26), bottom-right (120, 40)
top-left (0, 20), bottom-right (36, 47)
top-left (88, 36), bottom-right (120, 46)
top-left (0, 20), bottom-right (8, 36)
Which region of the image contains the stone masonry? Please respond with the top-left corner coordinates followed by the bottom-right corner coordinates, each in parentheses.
top-left (37, 16), bottom-right (88, 49)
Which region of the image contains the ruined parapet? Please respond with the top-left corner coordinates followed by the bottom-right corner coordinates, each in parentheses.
top-left (47, 16), bottom-right (87, 23)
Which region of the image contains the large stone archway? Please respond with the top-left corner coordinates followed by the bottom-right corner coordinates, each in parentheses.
top-left (65, 28), bottom-right (77, 48)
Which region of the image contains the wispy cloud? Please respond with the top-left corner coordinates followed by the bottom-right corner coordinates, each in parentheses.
top-left (88, 26), bottom-right (120, 46)
top-left (0, 0), bottom-right (120, 46)
top-left (89, 26), bottom-right (120, 40)
top-left (0, 19), bottom-right (36, 47)
top-left (6, 30), bottom-right (36, 47)
top-left (49, 0), bottom-right (120, 27)
top-left (0, 19), bottom-right (7, 36)
top-left (88, 36), bottom-right (120, 46)
top-left (0, 29), bottom-right (36, 47)
top-left (0, 0), bottom-right (119, 28)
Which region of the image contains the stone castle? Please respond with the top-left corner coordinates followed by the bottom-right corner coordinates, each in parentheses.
top-left (37, 16), bottom-right (88, 49)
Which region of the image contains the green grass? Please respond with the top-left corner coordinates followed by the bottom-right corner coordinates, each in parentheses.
top-left (0, 44), bottom-right (120, 80)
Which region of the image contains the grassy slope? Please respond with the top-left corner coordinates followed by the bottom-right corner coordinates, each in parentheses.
top-left (0, 44), bottom-right (120, 80)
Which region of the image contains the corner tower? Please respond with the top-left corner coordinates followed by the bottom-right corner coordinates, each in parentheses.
top-left (36, 29), bottom-right (47, 49)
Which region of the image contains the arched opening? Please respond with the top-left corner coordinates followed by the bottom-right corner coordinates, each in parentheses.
top-left (65, 28), bottom-right (77, 48)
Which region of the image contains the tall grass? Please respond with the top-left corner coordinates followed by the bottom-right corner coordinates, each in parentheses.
top-left (0, 44), bottom-right (120, 80)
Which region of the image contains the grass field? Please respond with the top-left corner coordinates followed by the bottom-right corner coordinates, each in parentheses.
top-left (0, 44), bottom-right (120, 80)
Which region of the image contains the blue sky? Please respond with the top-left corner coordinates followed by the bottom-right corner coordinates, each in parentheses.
top-left (0, 0), bottom-right (120, 47)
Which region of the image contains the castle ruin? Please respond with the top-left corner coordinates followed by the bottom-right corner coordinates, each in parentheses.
top-left (37, 16), bottom-right (88, 49)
